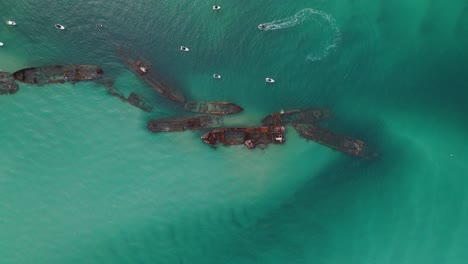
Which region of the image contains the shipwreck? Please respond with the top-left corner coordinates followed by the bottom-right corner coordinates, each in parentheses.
top-left (147, 115), bottom-right (223, 133)
top-left (261, 108), bottom-right (331, 126)
top-left (0, 72), bottom-right (19, 95)
top-left (118, 51), bottom-right (186, 104)
top-left (12, 65), bottom-right (103, 84)
top-left (293, 124), bottom-right (366, 157)
top-left (201, 126), bottom-right (286, 149)
top-left (184, 101), bottom-right (243, 115)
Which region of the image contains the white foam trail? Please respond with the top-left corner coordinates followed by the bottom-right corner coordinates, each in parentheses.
top-left (259, 8), bottom-right (341, 61)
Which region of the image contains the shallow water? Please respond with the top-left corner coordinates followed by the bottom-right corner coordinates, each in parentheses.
top-left (1, 0), bottom-right (467, 263)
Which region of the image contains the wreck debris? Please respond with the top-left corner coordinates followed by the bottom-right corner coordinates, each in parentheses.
top-left (147, 116), bottom-right (223, 133)
top-left (104, 84), bottom-right (153, 112)
top-left (127, 92), bottom-right (153, 112)
top-left (201, 126), bottom-right (286, 149)
top-left (0, 71), bottom-right (19, 95)
top-left (293, 124), bottom-right (365, 157)
top-left (118, 51), bottom-right (186, 104)
top-left (261, 108), bottom-right (331, 126)
top-left (184, 101), bottom-right (243, 115)
top-left (12, 65), bottom-right (103, 84)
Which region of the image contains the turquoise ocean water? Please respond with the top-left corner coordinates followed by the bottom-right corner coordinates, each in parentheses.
top-left (1, 0), bottom-right (468, 263)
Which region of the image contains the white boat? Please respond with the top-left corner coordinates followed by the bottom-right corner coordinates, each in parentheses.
top-left (55, 24), bottom-right (66, 30)
top-left (213, 74), bottom-right (221, 79)
top-left (180, 46), bottom-right (189, 52)
top-left (258, 24), bottom-right (267, 30)
top-left (212, 5), bottom-right (221, 10)
top-left (265, 77), bottom-right (275, 83)
top-left (6, 20), bottom-right (16, 26)
top-left (0, 42), bottom-right (3, 47)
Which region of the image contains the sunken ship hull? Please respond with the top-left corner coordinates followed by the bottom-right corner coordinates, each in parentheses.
top-left (262, 108), bottom-right (331, 126)
top-left (118, 51), bottom-right (186, 104)
top-left (147, 116), bottom-right (223, 133)
top-left (184, 101), bottom-right (244, 115)
top-left (293, 124), bottom-right (366, 157)
top-left (12, 65), bottom-right (103, 84)
top-left (0, 72), bottom-right (19, 95)
top-left (201, 126), bottom-right (286, 149)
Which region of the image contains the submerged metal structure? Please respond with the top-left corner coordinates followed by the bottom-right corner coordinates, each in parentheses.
top-left (261, 108), bottom-right (331, 126)
top-left (201, 126), bottom-right (286, 149)
top-left (12, 65), bottom-right (103, 84)
top-left (118, 51), bottom-right (186, 104)
top-left (0, 72), bottom-right (19, 94)
top-left (184, 101), bottom-right (244, 115)
top-left (147, 116), bottom-right (223, 133)
top-left (293, 124), bottom-right (366, 157)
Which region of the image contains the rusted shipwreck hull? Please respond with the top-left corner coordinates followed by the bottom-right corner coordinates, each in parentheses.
top-left (184, 101), bottom-right (243, 115)
top-left (118, 52), bottom-right (185, 104)
top-left (294, 124), bottom-right (366, 157)
top-left (262, 108), bottom-right (331, 126)
top-left (201, 126), bottom-right (286, 149)
top-left (0, 72), bottom-right (19, 95)
top-left (12, 65), bottom-right (103, 84)
top-left (147, 116), bottom-right (223, 133)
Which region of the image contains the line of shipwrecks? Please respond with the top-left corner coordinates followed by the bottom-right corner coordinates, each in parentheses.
top-left (0, 51), bottom-right (372, 158)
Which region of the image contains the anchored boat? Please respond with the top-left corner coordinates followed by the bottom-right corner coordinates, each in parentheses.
top-left (261, 108), bottom-right (332, 126)
top-left (201, 126), bottom-right (286, 149)
top-left (184, 101), bottom-right (243, 115)
top-left (12, 65), bottom-right (103, 84)
top-left (147, 115), bottom-right (223, 133)
top-left (293, 124), bottom-right (366, 157)
top-left (118, 52), bottom-right (186, 104)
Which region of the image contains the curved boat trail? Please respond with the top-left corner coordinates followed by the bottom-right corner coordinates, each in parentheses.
top-left (258, 8), bottom-right (341, 62)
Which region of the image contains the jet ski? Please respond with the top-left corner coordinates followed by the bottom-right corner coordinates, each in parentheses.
top-left (265, 77), bottom-right (275, 83)
top-left (6, 20), bottom-right (16, 26)
top-left (180, 46), bottom-right (189, 52)
top-left (213, 74), bottom-right (221, 79)
top-left (212, 5), bottom-right (221, 10)
top-left (55, 24), bottom-right (66, 30)
top-left (258, 24), bottom-right (267, 30)
top-left (0, 42), bottom-right (3, 47)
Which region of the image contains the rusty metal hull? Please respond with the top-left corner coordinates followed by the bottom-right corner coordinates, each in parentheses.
top-left (0, 72), bottom-right (19, 95)
top-left (118, 52), bottom-right (186, 104)
top-left (147, 116), bottom-right (223, 133)
top-left (294, 124), bottom-right (366, 157)
top-left (12, 65), bottom-right (103, 84)
top-left (262, 108), bottom-right (331, 126)
top-left (184, 101), bottom-right (243, 115)
top-left (201, 126), bottom-right (286, 149)
top-left (184, 101), bottom-right (244, 115)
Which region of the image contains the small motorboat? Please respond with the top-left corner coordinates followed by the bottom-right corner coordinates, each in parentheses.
top-left (180, 46), bottom-right (189, 52)
top-left (258, 24), bottom-right (267, 30)
top-left (55, 24), bottom-right (66, 30)
top-left (6, 20), bottom-right (16, 26)
top-left (266, 77), bottom-right (275, 83)
top-left (212, 5), bottom-right (221, 10)
top-left (213, 74), bottom-right (221, 79)
top-left (96, 24), bottom-right (103, 28)
top-left (0, 42), bottom-right (4, 47)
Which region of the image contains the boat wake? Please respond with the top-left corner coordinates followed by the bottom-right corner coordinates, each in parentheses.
top-left (258, 8), bottom-right (341, 62)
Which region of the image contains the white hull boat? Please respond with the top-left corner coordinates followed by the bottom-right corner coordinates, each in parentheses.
top-left (55, 24), bottom-right (66, 30)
